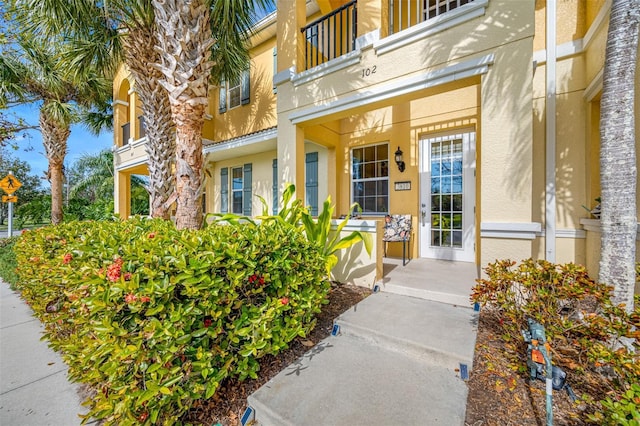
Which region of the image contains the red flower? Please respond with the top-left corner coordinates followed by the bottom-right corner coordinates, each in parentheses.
top-left (124, 293), bottom-right (137, 303)
top-left (30, 256), bottom-right (40, 263)
top-left (148, 232), bottom-right (156, 239)
top-left (280, 297), bottom-right (289, 306)
top-left (106, 262), bottom-right (122, 282)
top-left (259, 276), bottom-right (265, 286)
top-left (63, 253), bottom-right (73, 264)
top-left (21, 229), bottom-right (27, 235)
top-left (138, 411), bottom-right (149, 422)
top-left (139, 296), bottom-right (151, 303)
top-left (204, 318), bottom-right (213, 328)
top-left (123, 272), bottom-right (132, 281)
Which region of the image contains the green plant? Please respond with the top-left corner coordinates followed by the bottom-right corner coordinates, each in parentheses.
top-left (0, 236), bottom-right (19, 287)
top-left (589, 384), bottom-right (640, 425)
top-left (471, 259), bottom-right (639, 421)
top-left (258, 184), bottom-right (373, 276)
top-left (13, 216), bottom-right (329, 425)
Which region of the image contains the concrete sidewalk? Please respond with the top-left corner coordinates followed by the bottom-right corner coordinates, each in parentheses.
top-left (0, 281), bottom-right (86, 425)
top-left (247, 290), bottom-right (479, 425)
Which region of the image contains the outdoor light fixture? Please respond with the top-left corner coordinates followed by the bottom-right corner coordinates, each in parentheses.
top-left (395, 146), bottom-right (405, 172)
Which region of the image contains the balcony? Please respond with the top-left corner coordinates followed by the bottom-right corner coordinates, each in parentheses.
top-left (301, 0), bottom-right (357, 71)
top-left (121, 122), bottom-right (130, 146)
top-left (389, 0), bottom-right (474, 34)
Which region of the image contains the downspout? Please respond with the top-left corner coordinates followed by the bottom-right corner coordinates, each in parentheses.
top-left (545, 0), bottom-right (557, 262)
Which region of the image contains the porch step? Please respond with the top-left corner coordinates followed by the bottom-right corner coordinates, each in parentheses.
top-left (246, 292), bottom-right (478, 426)
top-left (247, 333), bottom-right (469, 426)
top-left (334, 292), bottom-right (478, 371)
top-left (379, 282), bottom-right (471, 306)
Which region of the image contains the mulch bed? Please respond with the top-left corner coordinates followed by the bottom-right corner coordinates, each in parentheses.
top-left (464, 311), bottom-right (590, 426)
top-left (182, 282), bottom-right (371, 426)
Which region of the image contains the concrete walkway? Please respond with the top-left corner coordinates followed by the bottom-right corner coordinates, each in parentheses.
top-left (0, 280), bottom-right (86, 425)
top-left (247, 259), bottom-right (479, 426)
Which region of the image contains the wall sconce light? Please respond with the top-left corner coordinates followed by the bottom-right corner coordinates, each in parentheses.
top-left (395, 146), bottom-right (405, 172)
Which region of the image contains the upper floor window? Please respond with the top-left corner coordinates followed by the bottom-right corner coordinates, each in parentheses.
top-left (351, 143), bottom-right (389, 214)
top-left (219, 69), bottom-right (251, 113)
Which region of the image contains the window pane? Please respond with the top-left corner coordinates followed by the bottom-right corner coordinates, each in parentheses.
top-left (364, 197), bottom-right (376, 212)
top-left (442, 195), bottom-right (451, 211)
top-left (353, 148), bottom-right (363, 162)
top-left (452, 230), bottom-right (462, 247)
top-left (432, 161), bottom-right (440, 176)
top-left (452, 176), bottom-right (463, 193)
top-left (232, 168), bottom-right (243, 190)
top-left (453, 139), bottom-right (463, 153)
top-left (353, 182), bottom-right (364, 197)
top-left (453, 194), bottom-right (462, 211)
top-left (377, 180), bottom-right (388, 195)
top-left (229, 86), bottom-right (241, 108)
top-left (431, 177), bottom-right (441, 194)
top-left (375, 196), bottom-right (387, 213)
top-left (364, 162), bottom-right (375, 178)
top-left (431, 195), bottom-right (440, 211)
top-left (364, 146), bottom-right (376, 162)
top-left (431, 230), bottom-right (441, 246)
top-left (232, 192), bottom-right (242, 214)
top-left (364, 180), bottom-right (376, 195)
top-left (377, 161), bottom-right (389, 177)
top-left (442, 176), bottom-right (451, 194)
top-left (431, 213), bottom-right (441, 230)
top-left (453, 159), bottom-right (463, 175)
top-left (377, 144), bottom-right (388, 161)
top-left (453, 213), bottom-right (462, 229)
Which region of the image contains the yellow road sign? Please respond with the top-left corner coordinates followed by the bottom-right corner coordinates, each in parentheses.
top-left (0, 174), bottom-right (22, 195)
top-left (2, 195), bottom-right (17, 203)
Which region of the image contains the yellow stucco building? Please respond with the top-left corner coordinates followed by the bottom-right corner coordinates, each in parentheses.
top-left (112, 0), bottom-right (640, 289)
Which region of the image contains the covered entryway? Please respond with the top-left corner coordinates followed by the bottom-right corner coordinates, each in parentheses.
top-left (419, 131), bottom-right (476, 262)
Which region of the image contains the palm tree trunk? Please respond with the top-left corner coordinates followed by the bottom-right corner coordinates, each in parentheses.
top-left (39, 108), bottom-right (70, 225)
top-left (122, 26), bottom-right (175, 220)
top-left (599, 0), bottom-right (640, 313)
top-left (153, 0), bottom-right (214, 230)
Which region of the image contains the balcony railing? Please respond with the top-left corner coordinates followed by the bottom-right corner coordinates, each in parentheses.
top-left (389, 0), bottom-right (473, 35)
top-left (121, 122), bottom-right (130, 146)
top-left (138, 115), bottom-right (146, 139)
top-left (301, 0), bottom-right (357, 71)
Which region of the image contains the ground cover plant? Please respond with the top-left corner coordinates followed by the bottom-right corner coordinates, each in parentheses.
top-left (469, 259), bottom-right (640, 424)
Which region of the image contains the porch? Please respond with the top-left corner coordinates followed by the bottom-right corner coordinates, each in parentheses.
top-left (379, 257), bottom-right (479, 307)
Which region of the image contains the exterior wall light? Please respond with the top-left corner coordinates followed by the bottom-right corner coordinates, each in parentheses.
top-left (395, 147), bottom-right (405, 172)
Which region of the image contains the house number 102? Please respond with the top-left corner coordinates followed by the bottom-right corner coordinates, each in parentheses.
top-left (361, 65), bottom-right (377, 77)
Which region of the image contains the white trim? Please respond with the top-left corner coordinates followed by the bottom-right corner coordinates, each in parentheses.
top-left (115, 156), bottom-right (148, 172)
top-left (127, 88), bottom-right (136, 95)
top-left (112, 99), bottom-right (129, 107)
top-left (480, 222), bottom-right (542, 240)
top-left (538, 228), bottom-right (586, 239)
top-left (533, 39), bottom-right (584, 65)
top-left (580, 218), bottom-right (640, 241)
top-left (355, 29), bottom-right (380, 50)
top-left (374, 0), bottom-right (488, 55)
top-left (290, 53), bottom-right (494, 124)
top-left (584, 68), bottom-right (603, 102)
top-left (273, 66), bottom-right (295, 87)
top-left (330, 219), bottom-right (378, 233)
top-left (292, 49), bottom-right (363, 86)
top-left (203, 127), bottom-right (278, 155)
top-left (583, 0), bottom-right (611, 50)
top-left (545, 0), bottom-right (557, 262)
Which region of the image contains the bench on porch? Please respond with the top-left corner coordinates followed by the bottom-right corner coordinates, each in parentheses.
top-left (383, 214), bottom-right (412, 266)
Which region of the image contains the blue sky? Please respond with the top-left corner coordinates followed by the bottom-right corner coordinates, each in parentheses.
top-left (8, 103), bottom-right (113, 188)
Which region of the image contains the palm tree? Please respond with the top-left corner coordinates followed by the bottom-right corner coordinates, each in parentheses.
top-left (0, 32), bottom-right (111, 224)
top-left (153, 0), bottom-right (272, 229)
top-left (598, 0), bottom-right (640, 313)
top-left (14, 0), bottom-right (176, 219)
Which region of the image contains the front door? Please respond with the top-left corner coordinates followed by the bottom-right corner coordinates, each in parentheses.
top-left (419, 132), bottom-right (476, 262)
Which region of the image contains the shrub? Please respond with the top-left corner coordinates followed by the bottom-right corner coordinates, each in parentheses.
top-left (0, 236), bottom-right (18, 287)
top-left (14, 217), bottom-right (329, 425)
top-left (471, 259), bottom-right (640, 422)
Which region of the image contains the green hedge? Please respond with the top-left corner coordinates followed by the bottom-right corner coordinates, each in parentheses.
top-left (0, 236), bottom-right (18, 287)
top-left (14, 216), bottom-right (329, 425)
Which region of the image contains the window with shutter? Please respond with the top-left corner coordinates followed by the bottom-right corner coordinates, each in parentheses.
top-left (220, 168), bottom-right (228, 213)
top-left (243, 163), bottom-right (252, 216)
top-left (306, 152), bottom-right (319, 216)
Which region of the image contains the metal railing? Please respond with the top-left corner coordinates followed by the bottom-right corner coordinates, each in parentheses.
top-left (301, 0), bottom-right (357, 71)
top-left (389, 0), bottom-right (473, 35)
top-left (121, 122), bottom-right (130, 146)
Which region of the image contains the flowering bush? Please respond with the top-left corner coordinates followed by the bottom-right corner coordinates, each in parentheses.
top-left (13, 216), bottom-right (329, 425)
